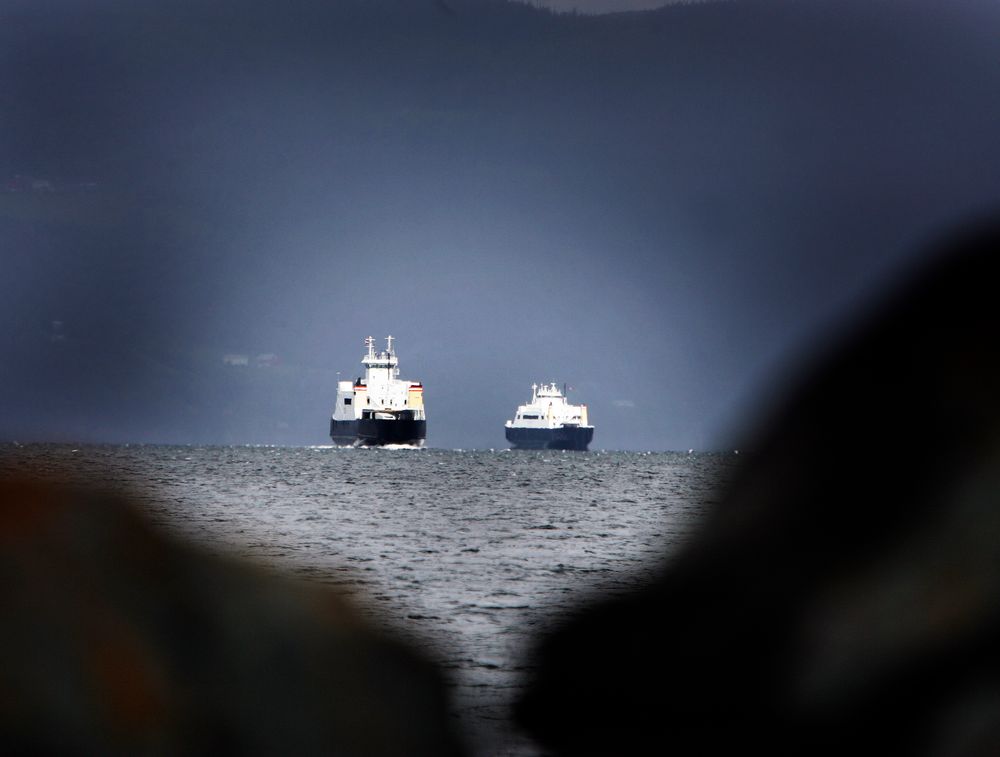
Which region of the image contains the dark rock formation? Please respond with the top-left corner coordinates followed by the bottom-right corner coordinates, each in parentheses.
top-left (516, 217), bottom-right (1000, 757)
top-left (0, 478), bottom-right (464, 755)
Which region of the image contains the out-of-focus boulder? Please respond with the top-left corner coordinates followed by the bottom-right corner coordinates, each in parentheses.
top-left (516, 218), bottom-right (1000, 757)
top-left (0, 478), bottom-right (465, 755)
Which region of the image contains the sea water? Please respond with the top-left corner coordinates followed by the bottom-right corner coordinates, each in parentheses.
top-left (1, 444), bottom-right (737, 756)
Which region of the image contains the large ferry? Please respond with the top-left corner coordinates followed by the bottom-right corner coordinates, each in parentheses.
top-left (330, 336), bottom-right (426, 446)
top-left (505, 382), bottom-right (594, 451)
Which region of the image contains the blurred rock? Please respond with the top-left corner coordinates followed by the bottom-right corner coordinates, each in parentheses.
top-left (516, 217), bottom-right (1000, 757)
top-left (0, 478), bottom-right (464, 755)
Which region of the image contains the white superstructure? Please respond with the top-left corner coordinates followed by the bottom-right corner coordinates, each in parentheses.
top-left (330, 336), bottom-right (426, 445)
top-left (506, 383), bottom-right (589, 429)
top-left (504, 382), bottom-right (593, 450)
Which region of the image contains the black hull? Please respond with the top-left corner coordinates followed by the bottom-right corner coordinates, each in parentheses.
top-left (330, 418), bottom-right (427, 446)
top-left (505, 425), bottom-right (594, 451)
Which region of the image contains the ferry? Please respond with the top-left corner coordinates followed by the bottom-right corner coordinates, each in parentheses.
top-left (330, 336), bottom-right (426, 446)
top-left (505, 382), bottom-right (594, 451)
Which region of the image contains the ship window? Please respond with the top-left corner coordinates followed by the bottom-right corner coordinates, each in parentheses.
top-left (523, 414), bottom-right (539, 420)
top-left (344, 398), bottom-right (352, 406)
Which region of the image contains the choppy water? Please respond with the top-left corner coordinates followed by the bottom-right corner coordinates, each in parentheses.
top-left (1, 444), bottom-right (737, 756)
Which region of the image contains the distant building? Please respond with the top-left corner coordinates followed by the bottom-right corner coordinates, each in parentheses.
top-left (4, 175), bottom-right (27, 192)
top-left (4, 175), bottom-right (99, 193)
top-left (4, 175), bottom-right (53, 192)
top-left (255, 353), bottom-right (279, 368)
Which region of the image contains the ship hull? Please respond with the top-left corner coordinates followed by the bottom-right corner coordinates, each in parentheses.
top-left (505, 425), bottom-right (594, 451)
top-left (330, 418), bottom-right (427, 446)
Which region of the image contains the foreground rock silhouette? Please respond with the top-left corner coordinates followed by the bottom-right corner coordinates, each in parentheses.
top-left (516, 218), bottom-right (1000, 756)
top-left (0, 478), bottom-right (464, 755)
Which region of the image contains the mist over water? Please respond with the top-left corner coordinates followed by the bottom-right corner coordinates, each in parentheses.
top-left (1, 443), bottom-right (736, 755)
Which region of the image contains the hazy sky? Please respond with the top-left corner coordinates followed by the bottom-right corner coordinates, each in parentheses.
top-left (3, 0), bottom-right (999, 450)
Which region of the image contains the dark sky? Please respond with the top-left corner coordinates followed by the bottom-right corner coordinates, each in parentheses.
top-left (2, 0), bottom-right (999, 450)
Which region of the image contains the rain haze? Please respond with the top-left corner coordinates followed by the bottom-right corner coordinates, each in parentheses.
top-left (3, 0), bottom-right (999, 450)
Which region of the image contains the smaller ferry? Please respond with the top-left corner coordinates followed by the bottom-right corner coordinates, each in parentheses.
top-left (330, 336), bottom-right (427, 446)
top-left (505, 382), bottom-right (594, 451)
